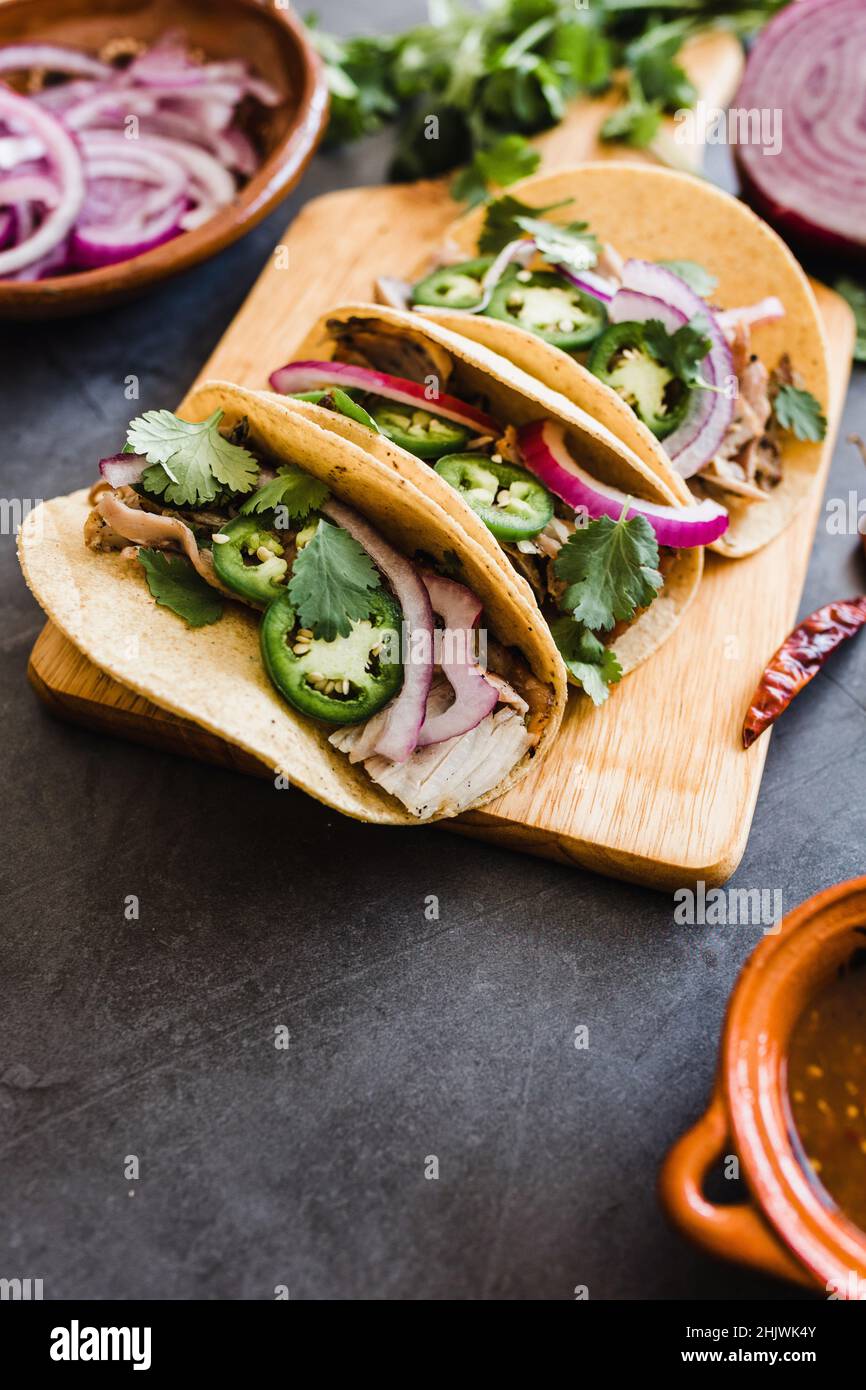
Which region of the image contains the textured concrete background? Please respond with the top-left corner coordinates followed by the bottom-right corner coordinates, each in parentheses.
top-left (1, 2), bottom-right (864, 1300)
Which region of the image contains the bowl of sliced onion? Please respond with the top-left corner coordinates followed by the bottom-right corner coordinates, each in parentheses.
top-left (0, 0), bottom-right (329, 316)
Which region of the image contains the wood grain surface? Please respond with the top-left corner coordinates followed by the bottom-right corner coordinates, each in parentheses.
top-left (26, 32), bottom-right (856, 888)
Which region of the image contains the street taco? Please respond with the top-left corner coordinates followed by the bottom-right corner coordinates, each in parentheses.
top-left (18, 382), bottom-right (566, 825)
top-left (266, 303), bottom-right (708, 706)
top-left (393, 163), bottom-right (831, 561)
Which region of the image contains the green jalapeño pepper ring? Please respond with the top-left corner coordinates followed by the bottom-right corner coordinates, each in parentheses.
top-left (212, 515), bottom-right (290, 606)
top-left (411, 257), bottom-right (493, 310)
top-left (261, 588), bottom-right (404, 725)
top-left (367, 396), bottom-right (473, 459)
top-left (587, 322), bottom-right (692, 440)
top-left (434, 453), bottom-right (554, 542)
top-left (485, 269), bottom-right (607, 351)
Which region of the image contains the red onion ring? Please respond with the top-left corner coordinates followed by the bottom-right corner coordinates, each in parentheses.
top-left (0, 87), bottom-right (84, 276)
top-left (608, 287), bottom-right (687, 336)
top-left (415, 572), bottom-right (498, 746)
top-left (269, 361), bottom-right (501, 437)
top-left (98, 453), bottom-right (146, 488)
top-left (554, 262), bottom-right (617, 304)
top-left (0, 44), bottom-right (112, 79)
top-left (734, 0), bottom-right (866, 259)
top-left (615, 261), bottom-right (734, 479)
top-left (321, 499), bottom-right (434, 764)
top-left (71, 196), bottom-right (187, 268)
top-left (518, 420), bottom-right (729, 547)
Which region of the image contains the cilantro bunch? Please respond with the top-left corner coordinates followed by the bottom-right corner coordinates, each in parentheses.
top-left (307, 0), bottom-right (787, 203)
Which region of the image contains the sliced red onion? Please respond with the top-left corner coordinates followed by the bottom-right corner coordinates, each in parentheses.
top-left (0, 43), bottom-right (113, 79)
top-left (269, 361), bottom-right (500, 437)
top-left (321, 499), bottom-right (434, 764)
top-left (98, 453), bottom-right (146, 488)
top-left (0, 172), bottom-right (60, 208)
top-left (616, 261), bottom-right (734, 480)
top-left (415, 572), bottom-right (499, 746)
top-left (517, 420), bottom-right (729, 547)
top-left (716, 296), bottom-right (785, 334)
top-left (71, 196), bottom-right (186, 268)
top-left (608, 287), bottom-right (687, 335)
top-left (0, 208), bottom-right (12, 248)
top-left (734, 0), bottom-right (866, 258)
top-left (0, 87), bottom-right (84, 275)
top-left (554, 262), bottom-right (618, 304)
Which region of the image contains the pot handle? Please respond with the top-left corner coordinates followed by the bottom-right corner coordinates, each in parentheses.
top-left (659, 1092), bottom-right (812, 1287)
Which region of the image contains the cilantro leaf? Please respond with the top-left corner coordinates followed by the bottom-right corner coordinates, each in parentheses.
top-left (601, 82), bottom-right (662, 150)
top-left (549, 614), bottom-right (622, 706)
top-left (642, 318), bottom-right (713, 389)
top-left (462, 134), bottom-right (541, 203)
top-left (772, 384), bottom-right (827, 442)
top-left (130, 409), bottom-right (259, 507)
top-left (478, 192), bottom-right (572, 254)
top-left (659, 259), bottom-right (717, 298)
top-left (633, 47), bottom-right (695, 113)
top-left (554, 510), bottom-right (662, 633)
top-left (547, 21), bottom-right (613, 94)
top-left (513, 215), bottom-right (599, 271)
top-left (835, 278), bottom-right (866, 364)
top-left (137, 549), bottom-right (224, 628)
top-left (239, 464), bottom-right (329, 520)
top-left (287, 521), bottom-right (382, 640)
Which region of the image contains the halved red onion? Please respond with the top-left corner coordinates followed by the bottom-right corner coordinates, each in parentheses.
top-left (734, 0), bottom-right (866, 259)
top-left (0, 43), bottom-right (112, 79)
top-left (615, 261), bottom-right (734, 479)
top-left (415, 572), bottom-right (498, 746)
top-left (321, 499), bottom-right (434, 764)
top-left (269, 361), bottom-right (500, 437)
top-left (517, 420), bottom-right (729, 547)
top-left (554, 262), bottom-right (618, 304)
top-left (71, 196), bottom-right (186, 268)
top-left (716, 296), bottom-right (785, 334)
top-left (0, 87), bottom-right (84, 275)
top-left (98, 453), bottom-right (146, 488)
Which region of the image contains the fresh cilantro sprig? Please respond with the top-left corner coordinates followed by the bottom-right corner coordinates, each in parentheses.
top-left (642, 318), bottom-right (713, 391)
top-left (288, 521), bottom-right (382, 640)
top-left (131, 409), bottom-right (259, 507)
top-left (554, 508), bottom-right (663, 633)
top-left (772, 384), bottom-right (827, 443)
top-left (240, 465), bottom-right (330, 520)
top-left (549, 614), bottom-right (623, 706)
top-left (478, 193), bottom-right (571, 254)
top-left (137, 549), bottom-right (224, 628)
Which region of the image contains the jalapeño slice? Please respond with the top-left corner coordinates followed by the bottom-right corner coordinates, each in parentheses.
top-left (434, 454), bottom-right (554, 542)
top-left (261, 589), bottom-right (403, 725)
top-left (367, 396), bottom-right (473, 459)
top-left (485, 270), bottom-right (607, 351)
top-left (411, 257), bottom-right (493, 310)
top-left (587, 322), bottom-right (692, 439)
top-left (212, 516), bottom-right (289, 606)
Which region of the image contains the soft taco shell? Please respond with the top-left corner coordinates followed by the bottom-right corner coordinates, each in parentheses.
top-left (18, 382), bottom-right (565, 827)
top-left (280, 303), bottom-right (702, 679)
top-left (412, 162), bottom-right (831, 560)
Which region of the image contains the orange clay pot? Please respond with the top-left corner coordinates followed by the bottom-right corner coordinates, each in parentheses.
top-left (660, 876), bottom-right (866, 1296)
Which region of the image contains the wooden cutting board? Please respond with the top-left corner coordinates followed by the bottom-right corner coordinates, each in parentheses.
top-left (26, 33), bottom-right (856, 888)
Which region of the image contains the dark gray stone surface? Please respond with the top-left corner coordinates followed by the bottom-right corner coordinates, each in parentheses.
top-left (1, 3), bottom-right (863, 1301)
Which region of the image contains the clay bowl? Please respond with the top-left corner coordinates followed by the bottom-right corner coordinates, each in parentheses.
top-left (0, 0), bottom-right (328, 318)
top-left (660, 877), bottom-right (866, 1296)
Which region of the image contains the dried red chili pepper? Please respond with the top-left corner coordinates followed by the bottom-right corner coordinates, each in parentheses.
top-left (743, 597), bottom-right (866, 748)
